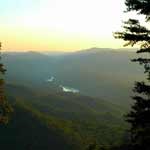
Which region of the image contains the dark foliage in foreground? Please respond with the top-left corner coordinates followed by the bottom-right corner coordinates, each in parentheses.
top-left (115, 0), bottom-right (150, 150)
top-left (0, 43), bottom-right (12, 124)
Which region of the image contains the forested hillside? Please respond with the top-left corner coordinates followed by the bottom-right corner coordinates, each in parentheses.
top-left (0, 83), bottom-right (129, 149)
top-left (0, 97), bottom-right (84, 150)
top-left (1, 48), bottom-right (139, 149)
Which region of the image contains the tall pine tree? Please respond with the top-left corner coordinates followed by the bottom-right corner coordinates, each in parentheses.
top-left (0, 42), bottom-right (12, 124)
top-left (114, 1), bottom-right (150, 150)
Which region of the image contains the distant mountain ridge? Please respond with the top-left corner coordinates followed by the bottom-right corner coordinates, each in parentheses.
top-left (3, 47), bottom-right (137, 54)
top-left (3, 47), bottom-right (143, 108)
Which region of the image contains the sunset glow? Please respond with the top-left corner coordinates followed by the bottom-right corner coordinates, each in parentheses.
top-left (0, 0), bottom-right (136, 51)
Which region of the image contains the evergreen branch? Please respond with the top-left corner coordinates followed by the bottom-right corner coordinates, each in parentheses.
top-left (125, 0), bottom-right (150, 21)
top-left (137, 47), bottom-right (150, 53)
top-left (133, 82), bottom-right (150, 95)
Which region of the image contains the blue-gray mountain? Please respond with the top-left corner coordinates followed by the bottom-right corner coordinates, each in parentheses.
top-left (3, 48), bottom-right (143, 108)
top-left (1, 48), bottom-right (137, 149)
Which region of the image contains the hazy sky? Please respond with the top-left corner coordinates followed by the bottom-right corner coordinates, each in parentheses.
top-left (0, 0), bottom-right (139, 51)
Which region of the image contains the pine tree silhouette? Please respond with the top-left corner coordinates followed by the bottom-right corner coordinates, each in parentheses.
top-left (114, 1), bottom-right (150, 150)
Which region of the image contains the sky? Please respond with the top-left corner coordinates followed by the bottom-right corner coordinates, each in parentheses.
top-left (0, 0), bottom-right (140, 51)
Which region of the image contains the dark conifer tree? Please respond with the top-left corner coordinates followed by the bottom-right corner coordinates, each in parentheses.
top-left (0, 42), bottom-right (12, 124)
top-left (114, 1), bottom-right (150, 150)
